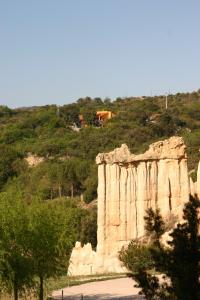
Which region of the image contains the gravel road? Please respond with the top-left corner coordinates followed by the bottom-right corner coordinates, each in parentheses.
top-left (51, 277), bottom-right (145, 300)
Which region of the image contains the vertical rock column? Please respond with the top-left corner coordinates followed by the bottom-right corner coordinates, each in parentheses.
top-left (119, 166), bottom-right (128, 242)
top-left (179, 158), bottom-right (189, 217)
top-left (95, 137), bottom-right (189, 264)
top-left (136, 162), bottom-right (148, 237)
top-left (149, 161), bottom-right (158, 210)
top-left (190, 177), bottom-right (195, 197)
top-left (107, 164), bottom-right (120, 255)
top-left (126, 165), bottom-right (134, 241)
top-left (196, 161), bottom-right (200, 199)
top-left (96, 163), bottom-right (106, 256)
top-left (157, 160), bottom-right (171, 217)
top-left (105, 164), bottom-right (111, 256)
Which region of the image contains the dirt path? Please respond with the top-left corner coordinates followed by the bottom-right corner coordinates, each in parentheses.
top-left (51, 277), bottom-right (144, 300)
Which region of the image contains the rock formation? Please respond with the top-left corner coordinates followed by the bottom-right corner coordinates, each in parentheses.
top-left (68, 136), bottom-right (190, 276)
top-left (25, 153), bottom-right (44, 167)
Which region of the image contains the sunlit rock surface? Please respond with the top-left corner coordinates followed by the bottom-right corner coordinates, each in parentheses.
top-left (69, 136), bottom-right (191, 276)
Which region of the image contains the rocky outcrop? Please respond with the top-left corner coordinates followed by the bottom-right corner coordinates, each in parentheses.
top-left (96, 136), bottom-right (189, 260)
top-left (68, 242), bottom-right (96, 276)
top-left (25, 153), bottom-right (44, 167)
top-left (68, 241), bottom-right (126, 276)
top-left (68, 137), bottom-right (190, 275)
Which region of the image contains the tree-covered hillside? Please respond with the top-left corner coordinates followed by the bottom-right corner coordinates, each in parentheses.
top-left (1, 90), bottom-right (200, 203)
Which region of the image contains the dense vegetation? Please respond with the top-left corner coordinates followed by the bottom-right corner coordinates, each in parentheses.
top-left (1, 90), bottom-right (200, 298)
top-left (0, 193), bottom-right (96, 300)
top-left (1, 90), bottom-right (200, 203)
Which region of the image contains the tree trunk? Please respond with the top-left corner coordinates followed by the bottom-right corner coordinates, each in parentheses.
top-left (39, 276), bottom-right (44, 300)
top-left (58, 184), bottom-right (62, 198)
top-left (13, 279), bottom-right (18, 300)
top-left (80, 193), bottom-right (84, 203)
top-left (71, 183), bottom-right (74, 198)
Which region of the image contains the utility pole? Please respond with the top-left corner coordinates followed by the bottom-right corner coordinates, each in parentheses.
top-left (56, 105), bottom-right (60, 117)
top-left (165, 93), bottom-right (168, 110)
top-left (165, 89), bottom-right (171, 110)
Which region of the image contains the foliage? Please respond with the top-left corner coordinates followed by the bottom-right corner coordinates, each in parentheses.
top-left (120, 196), bottom-right (200, 300)
top-left (165, 196), bottom-right (200, 300)
top-left (1, 91), bottom-right (200, 203)
top-left (0, 145), bottom-right (21, 190)
top-left (79, 207), bottom-right (97, 249)
top-left (144, 208), bottom-right (165, 244)
top-left (27, 199), bottom-right (75, 300)
top-left (83, 164), bottom-right (98, 203)
top-left (119, 241), bottom-right (154, 273)
top-left (0, 193), bottom-right (34, 300)
top-left (0, 193), bottom-right (91, 300)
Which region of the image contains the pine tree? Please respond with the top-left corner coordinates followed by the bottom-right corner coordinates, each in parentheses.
top-left (120, 195), bottom-right (200, 300)
top-left (166, 195), bottom-right (200, 300)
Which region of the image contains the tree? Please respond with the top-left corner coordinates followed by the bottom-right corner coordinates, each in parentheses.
top-left (120, 196), bottom-right (200, 300)
top-left (0, 145), bottom-right (20, 190)
top-left (83, 164), bottom-right (98, 203)
top-left (0, 192), bottom-right (82, 300)
top-left (0, 106), bottom-right (12, 117)
top-left (144, 208), bottom-right (165, 245)
top-left (27, 200), bottom-right (75, 300)
top-left (60, 104), bottom-right (80, 126)
top-left (82, 108), bottom-right (97, 126)
top-left (165, 196), bottom-right (200, 300)
top-left (79, 208), bottom-right (97, 249)
top-left (0, 192), bottom-right (34, 300)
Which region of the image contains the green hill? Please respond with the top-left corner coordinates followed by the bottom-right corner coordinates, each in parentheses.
top-left (1, 90), bottom-right (200, 203)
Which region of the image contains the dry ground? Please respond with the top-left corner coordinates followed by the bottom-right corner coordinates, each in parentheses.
top-left (51, 277), bottom-right (144, 300)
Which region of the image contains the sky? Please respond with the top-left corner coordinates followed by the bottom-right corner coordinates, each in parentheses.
top-left (0, 0), bottom-right (200, 108)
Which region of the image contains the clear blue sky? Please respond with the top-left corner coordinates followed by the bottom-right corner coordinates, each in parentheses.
top-left (0, 0), bottom-right (199, 108)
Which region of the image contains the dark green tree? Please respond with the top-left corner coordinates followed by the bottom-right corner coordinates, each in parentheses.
top-left (120, 196), bottom-right (200, 300)
top-left (60, 104), bottom-right (80, 125)
top-left (0, 145), bottom-right (20, 190)
top-left (165, 195), bottom-right (200, 300)
top-left (82, 108), bottom-right (97, 126)
top-left (144, 208), bottom-right (165, 245)
top-left (79, 208), bottom-right (97, 249)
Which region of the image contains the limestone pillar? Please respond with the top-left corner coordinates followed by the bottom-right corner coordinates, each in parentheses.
top-left (179, 158), bottom-right (189, 217)
top-left (97, 163), bottom-right (106, 255)
top-left (119, 166), bottom-right (128, 241)
top-left (196, 161), bottom-right (200, 199)
top-left (136, 162), bottom-right (147, 237)
top-left (190, 177), bottom-right (195, 197)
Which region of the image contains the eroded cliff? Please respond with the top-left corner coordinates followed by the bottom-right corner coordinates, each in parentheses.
top-left (69, 136), bottom-right (190, 276)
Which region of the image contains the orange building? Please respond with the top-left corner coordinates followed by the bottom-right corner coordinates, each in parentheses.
top-left (96, 111), bottom-right (115, 122)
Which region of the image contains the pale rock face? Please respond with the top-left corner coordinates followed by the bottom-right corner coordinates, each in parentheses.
top-left (196, 161), bottom-right (200, 199)
top-left (68, 137), bottom-right (191, 276)
top-left (190, 177), bottom-right (196, 197)
top-left (68, 242), bottom-right (96, 276)
top-left (160, 230), bottom-right (173, 249)
top-left (25, 153), bottom-right (44, 167)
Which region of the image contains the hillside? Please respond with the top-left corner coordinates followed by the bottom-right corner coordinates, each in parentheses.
top-left (1, 90), bottom-right (200, 203)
